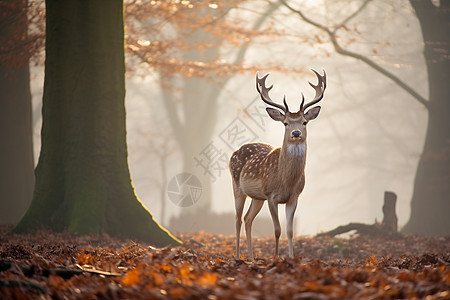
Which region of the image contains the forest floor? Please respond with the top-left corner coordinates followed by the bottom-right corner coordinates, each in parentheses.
top-left (0, 225), bottom-right (449, 299)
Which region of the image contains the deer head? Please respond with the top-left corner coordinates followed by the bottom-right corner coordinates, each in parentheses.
top-left (256, 70), bottom-right (326, 150)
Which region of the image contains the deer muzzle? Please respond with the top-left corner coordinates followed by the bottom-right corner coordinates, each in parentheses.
top-left (291, 130), bottom-right (301, 138)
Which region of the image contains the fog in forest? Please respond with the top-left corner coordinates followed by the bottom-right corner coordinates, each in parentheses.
top-left (27, 0), bottom-right (435, 236)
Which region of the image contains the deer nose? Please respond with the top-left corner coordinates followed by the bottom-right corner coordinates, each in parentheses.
top-left (292, 130), bottom-right (301, 138)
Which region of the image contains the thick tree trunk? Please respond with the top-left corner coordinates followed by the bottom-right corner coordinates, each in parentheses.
top-left (14, 0), bottom-right (180, 246)
top-left (0, 0), bottom-right (34, 224)
top-left (0, 67), bottom-right (33, 225)
top-left (403, 1), bottom-right (450, 236)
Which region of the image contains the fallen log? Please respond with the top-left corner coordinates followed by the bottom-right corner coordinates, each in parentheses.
top-left (318, 191), bottom-right (402, 239)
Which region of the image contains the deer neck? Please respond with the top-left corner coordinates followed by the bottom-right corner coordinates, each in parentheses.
top-left (279, 141), bottom-right (306, 185)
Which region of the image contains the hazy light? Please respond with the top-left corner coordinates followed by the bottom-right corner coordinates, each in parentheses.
top-left (137, 39), bottom-right (151, 46)
top-left (209, 3), bottom-right (218, 9)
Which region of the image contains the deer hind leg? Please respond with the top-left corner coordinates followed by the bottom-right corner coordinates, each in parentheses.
top-left (286, 199), bottom-right (298, 259)
top-left (268, 200), bottom-right (281, 258)
top-left (233, 181), bottom-right (247, 259)
top-left (244, 198), bottom-right (264, 261)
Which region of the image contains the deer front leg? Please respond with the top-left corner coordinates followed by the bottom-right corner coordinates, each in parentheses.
top-left (268, 200), bottom-right (281, 258)
top-left (286, 199), bottom-right (298, 259)
top-left (244, 199), bottom-right (264, 261)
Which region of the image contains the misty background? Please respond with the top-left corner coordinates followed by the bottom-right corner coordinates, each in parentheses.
top-left (28, 0), bottom-right (428, 236)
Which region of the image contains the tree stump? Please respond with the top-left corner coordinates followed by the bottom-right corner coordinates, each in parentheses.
top-left (381, 191), bottom-right (398, 232)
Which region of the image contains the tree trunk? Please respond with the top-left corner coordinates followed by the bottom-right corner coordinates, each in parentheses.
top-left (403, 0), bottom-right (450, 236)
top-left (0, 0), bottom-right (34, 224)
top-left (14, 0), bottom-right (180, 246)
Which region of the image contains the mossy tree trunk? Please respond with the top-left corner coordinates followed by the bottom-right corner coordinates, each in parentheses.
top-left (14, 0), bottom-right (180, 246)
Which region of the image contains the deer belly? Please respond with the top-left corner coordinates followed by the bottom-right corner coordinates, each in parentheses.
top-left (240, 177), bottom-right (267, 200)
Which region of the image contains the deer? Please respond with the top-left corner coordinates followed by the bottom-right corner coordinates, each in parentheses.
top-left (229, 69), bottom-right (326, 260)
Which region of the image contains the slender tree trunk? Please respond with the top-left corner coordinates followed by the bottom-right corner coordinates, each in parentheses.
top-left (0, 0), bottom-right (34, 224)
top-left (403, 0), bottom-right (450, 236)
top-left (14, 0), bottom-right (180, 246)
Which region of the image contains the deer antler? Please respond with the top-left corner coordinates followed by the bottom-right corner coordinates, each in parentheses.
top-left (256, 72), bottom-right (289, 113)
top-left (300, 69), bottom-right (326, 112)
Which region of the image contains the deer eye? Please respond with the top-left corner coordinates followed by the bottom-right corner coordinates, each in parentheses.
top-left (303, 121), bottom-right (307, 126)
top-left (284, 122), bottom-right (288, 126)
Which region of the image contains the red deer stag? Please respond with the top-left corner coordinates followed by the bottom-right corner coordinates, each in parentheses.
top-left (229, 70), bottom-right (326, 260)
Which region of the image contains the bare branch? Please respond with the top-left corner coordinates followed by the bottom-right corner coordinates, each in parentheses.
top-left (233, 1), bottom-right (283, 65)
top-left (279, 0), bottom-right (429, 109)
top-left (335, 0), bottom-right (373, 30)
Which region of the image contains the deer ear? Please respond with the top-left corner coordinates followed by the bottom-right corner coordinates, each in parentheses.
top-left (304, 106), bottom-right (321, 121)
top-left (266, 107), bottom-right (285, 122)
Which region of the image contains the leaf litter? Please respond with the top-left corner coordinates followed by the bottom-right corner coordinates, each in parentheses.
top-left (0, 226), bottom-right (449, 299)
